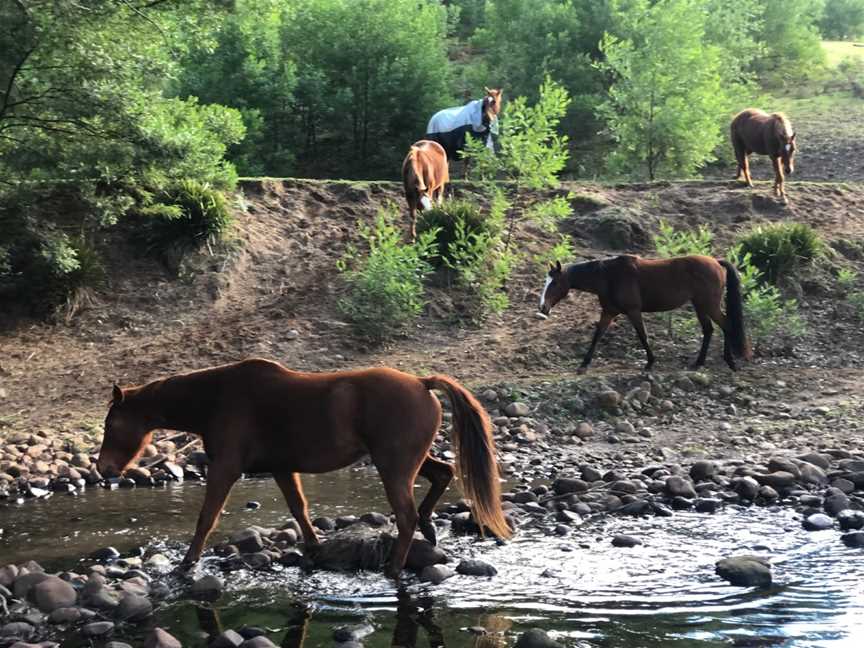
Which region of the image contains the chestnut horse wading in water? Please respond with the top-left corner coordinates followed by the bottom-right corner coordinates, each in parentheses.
top-left (730, 108), bottom-right (797, 200)
top-left (539, 255), bottom-right (752, 373)
top-left (96, 359), bottom-right (510, 580)
top-left (402, 140), bottom-right (448, 240)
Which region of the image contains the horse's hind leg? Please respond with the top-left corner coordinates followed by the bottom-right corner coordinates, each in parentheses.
top-left (691, 305), bottom-right (714, 369)
top-left (417, 455), bottom-right (454, 546)
top-left (274, 472), bottom-right (320, 547)
top-left (704, 304), bottom-right (736, 370)
top-left (625, 310), bottom-right (655, 372)
top-left (378, 467), bottom-right (420, 580)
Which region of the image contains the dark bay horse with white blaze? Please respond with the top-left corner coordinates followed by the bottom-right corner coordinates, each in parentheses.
top-left (402, 140), bottom-right (448, 240)
top-left (425, 88), bottom-right (503, 166)
top-left (539, 255), bottom-right (752, 372)
top-left (731, 108), bottom-right (797, 200)
top-left (96, 359), bottom-right (510, 579)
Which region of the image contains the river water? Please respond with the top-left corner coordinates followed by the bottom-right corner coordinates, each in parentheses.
top-left (1, 469), bottom-right (863, 648)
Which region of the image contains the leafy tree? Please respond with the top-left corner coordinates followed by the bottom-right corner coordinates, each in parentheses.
top-left (756, 0), bottom-right (826, 74)
top-left (282, 0), bottom-right (453, 175)
top-left (597, 0), bottom-right (732, 180)
top-left (820, 0), bottom-right (864, 39)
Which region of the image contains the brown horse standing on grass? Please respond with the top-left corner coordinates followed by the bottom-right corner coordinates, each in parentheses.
top-left (402, 140), bottom-right (448, 240)
top-left (539, 255), bottom-right (752, 373)
top-left (731, 108), bottom-right (797, 200)
top-left (96, 359), bottom-right (510, 579)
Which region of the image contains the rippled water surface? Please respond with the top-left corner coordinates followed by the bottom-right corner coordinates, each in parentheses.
top-left (2, 469), bottom-right (863, 647)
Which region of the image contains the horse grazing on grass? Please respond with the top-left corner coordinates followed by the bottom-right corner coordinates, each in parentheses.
top-left (538, 255), bottom-right (752, 373)
top-left (96, 359), bottom-right (510, 580)
top-left (402, 140), bottom-right (448, 240)
top-left (425, 88), bottom-right (503, 169)
top-left (731, 108), bottom-right (797, 200)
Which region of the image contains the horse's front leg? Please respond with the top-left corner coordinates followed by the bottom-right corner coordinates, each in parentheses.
top-left (181, 463), bottom-right (241, 567)
top-left (579, 311), bottom-right (615, 373)
top-left (771, 157), bottom-right (784, 197)
top-left (274, 472), bottom-right (319, 547)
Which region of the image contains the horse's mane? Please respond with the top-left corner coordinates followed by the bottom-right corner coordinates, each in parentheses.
top-left (770, 112), bottom-right (793, 139)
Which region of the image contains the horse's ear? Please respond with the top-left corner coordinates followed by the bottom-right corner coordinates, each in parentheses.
top-left (555, 260), bottom-right (562, 273)
top-left (484, 86), bottom-right (491, 94)
top-left (112, 383), bottom-right (124, 404)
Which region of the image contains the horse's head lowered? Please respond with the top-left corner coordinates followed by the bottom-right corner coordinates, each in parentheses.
top-left (96, 385), bottom-right (154, 478)
top-left (539, 261), bottom-right (568, 315)
top-left (482, 87), bottom-right (503, 127)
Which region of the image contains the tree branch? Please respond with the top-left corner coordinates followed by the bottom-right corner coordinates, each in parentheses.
top-left (0, 47), bottom-right (36, 122)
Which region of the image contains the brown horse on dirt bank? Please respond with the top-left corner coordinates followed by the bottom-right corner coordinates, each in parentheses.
top-left (539, 255), bottom-right (752, 372)
top-left (96, 359), bottom-right (510, 580)
top-left (402, 140), bottom-right (449, 240)
top-left (730, 108), bottom-right (797, 200)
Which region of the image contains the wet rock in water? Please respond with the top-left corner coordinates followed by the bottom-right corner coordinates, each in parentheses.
top-left (574, 423), bottom-right (594, 440)
top-left (652, 502), bottom-right (674, 517)
top-left (359, 512), bottom-right (389, 527)
top-left (838, 510), bottom-right (864, 531)
top-left (241, 552), bottom-right (272, 570)
top-left (690, 460), bottom-right (717, 482)
top-left (758, 486), bottom-right (779, 501)
top-left (335, 515), bottom-right (359, 530)
top-left (89, 546), bottom-right (121, 562)
top-left (611, 535), bottom-right (642, 548)
top-left (797, 452), bottom-right (831, 470)
top-left (732, 477), bottom-right (759, 501)
top-left (841, 532), bottom-right (864, 548)
top-left (210, 630), bottom-right (245, 648)
top-left (277, 550), bottom-right (304, 567)
top-left (824, 492), bottom-right (851, 517)
top-left (513, 628), bottom-right (563, 648)
top-left (406, 539), bottom-right (447, 571)
top-left (230, 529), bottom-right (265, 554)
top-left (671, 496), bottom-right (693, 511)
top-left (798, 463), bottom-right (827, 486)
top-left (48, 607), bottom-right (83, 624)
top-left (239, 637), bottom-right (278, 648)
top-left (665, 476), bottom-right (696, 499)
top-left (452, 559), bottom-right (495, 577)
top-left (82, 621), bottom-right (115, 637)
top-left (245, 501), bottom-right (261, 510)
top-left (551, 478), bottom-right (587, 495)
top-left (144, 628), bottom-right (182, 648)
top-left (616, 500), bottom-right (651, 516)
top-left (313, 517), bottom-right (335, 531)
top-left (580, 465), bottom-right (602, 482)
top-left (145, 553), bottom-right (172, 571)
top-left (190, 574), bottom-right (223, 601)
top-left (116, 593), bottom-right (152, 621)
top-left (504, 402), bottom-right (530, 417)
top-left (715, 555), bottom-right (772, 587)
top-left (755, 471), bottom-right (797, 492)
top-left (333, 624), bottom-right (375, 643)
top-left (32, 575), bottom-right (77, 612)
top-left (513, 491), bottom-right (539, 504)
top-left (803, 513), bottom-right (834, 531)
top-left (420, 564), bottom-right (455, 585)
top-left (767, 458), bottom-right (800, 478)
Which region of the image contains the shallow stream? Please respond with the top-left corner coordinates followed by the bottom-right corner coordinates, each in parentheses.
top-left (2, 469), bottom-right (863, 647)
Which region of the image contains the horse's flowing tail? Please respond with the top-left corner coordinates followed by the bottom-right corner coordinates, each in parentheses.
top-left (719, 260), bottom-right (753, 360)
top-left (409, 146), bottom-right (427, 191)
top-left (421, 375), bottom-right (511, 539)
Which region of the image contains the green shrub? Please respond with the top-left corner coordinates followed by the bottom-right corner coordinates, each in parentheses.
top-left (726, 245), bottom-right (806, 349)
top-left (836, 268), bottom-right (864, 319)
top-left (417, 199), bottom-right (497, 266)
top-left (535, 235), bottom-right (576, 271)
top-left (337, 208), bottom-right (438, 341)
top-left (736, 222), bottom-right (824, 284)
top-left (138, 179), bottom-right (234, 253)
top-left (653, 219), bottom-right (714, 257)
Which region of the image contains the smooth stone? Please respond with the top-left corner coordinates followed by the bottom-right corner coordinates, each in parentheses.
top-left (837, 510), bottom-right (864, 531)
top-left (611, 535), bottom-right (641, 548)
top-left (419, 564), bottom-right (455, 585)
top-left (190, 575), bottom-right (223, 601)
top-left (841, 532), bottom-right (864, 548)
top-left (456, 559), bottom-right (498, 577)
top-left (89, 547), bottom-right (121, 562)
top-left (504, 402), bottom-right (530, 417)
top-left (32, 575), bottom-right (77, 612)
top-left (82, 621), bottom-right (115, 637)
top-left (513, 628), bottom-right (563, 648)
top-left (144, 628), bottom-right (182, 648)
top-left (48, 607), bottom-right (82, 624)
top-left (12, 573), bottom-right (49, 600)
top-left (239, 637), bottom-right (278, 648)
top-left (359, 512), bottom-right (389, 527)
top-left (665, 476), bottom-right (697, 499)
top-left (690, 460), bottom-right (717, 482)
top-left (0, 623), bottom-right (34, 640)
top-left (803, 513), bottom-right (834, 531)
top-left (210, 630), bottom-right (245, 648)
top-left (229, 529), bottom-right (264, 554)
top-left (116, 593), bottom-right (152, 621)
top-left (694, 498), bottom-right (722, 513)
top-left (715, 555), bottom-right (772, 587)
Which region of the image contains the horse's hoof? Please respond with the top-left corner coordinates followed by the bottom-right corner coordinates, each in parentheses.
top-left (384, 566), bottom-right (402, 582)
top-left (576, 367), bottom-right (588, 375)
top-left (418, 518), bottom-right (437, 546)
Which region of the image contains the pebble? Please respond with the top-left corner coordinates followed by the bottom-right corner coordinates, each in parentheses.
top-left (505, 402), bottom-right (530, 417)
top-left (611, 535), bottom-right (641, 548)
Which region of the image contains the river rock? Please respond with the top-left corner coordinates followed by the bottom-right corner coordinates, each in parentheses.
top-left (48, 607), bottom-right (82, 624)
top-left (89, 546), bottom-right (121, 562)
top-left (456, 559), bottom-right (498, 577)
top-left (755, 471), bottom-right (796, 491)
top-left (797, 452), bottom-right (831, 470)
top-left (32, 575), bottom-right (77, 612)
top-left (838, 510), bottom-right (864, 531)
top-left (514, 628), bottom-right (563, 648)
top-left (106, 643), bottom-right (134, 648)
top-left (82, 621), bottom-right (115, 637)
top-left (551, 478), bottom-right (587, 495)
top-left (504, 402), bottom-right (530, 417)
top-left (715, 555), bottom-right (772, 587)
top-left (798, 463), bottom-right (827, 486)
top-left (767, 458), bottom-right (800, 478)
top-left (242, 552), bottom-right (272, 570)
top-left (824, 491), bottom-right (850, 516)
top-left (665, 476), bottom-right (696, 499)
top-left (13, 572), bottom-right (49, 600)
top-left (758, 485), bottom-right (779, 501)
top-left (116, 593), bottom-right (152, 621)
top-left (611, 535), bottom-right (641, 548)
top-left (239, 637), bottom-right (278, 648)
top-left (359, 512), bottom-right (389, 527)
top-left (1, 622), bottom-right (35, 640)
top-left (695, 497), bottom-right (723, 513)
top-left (406, 539), bottom-right (447, 570)
top-left (190, 575), bottom-right (223, 601)
top-left (803, 514), bottom-right (834, 531)
top-left (690, 460), bottom-right (716, 482)
top-left (332, 624), bottom-right (375, 643)
top-left (210, 630), bottom-right (245, 648)
top-left (82, 585), bottom-right (119, 610)
top-left (230, 529), bottom-right (264, 554)
top-left (420, 564), bottom-right (455, 585)
top-left (0, 565), bottom-right (18, 588)
top-left (841, 532), bottom-right (864, 548)
top-left (145, 628), bottom-right (182, 648)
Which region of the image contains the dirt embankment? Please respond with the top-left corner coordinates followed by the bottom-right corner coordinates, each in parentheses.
top-left (2, 177), bottom-right (864, 458)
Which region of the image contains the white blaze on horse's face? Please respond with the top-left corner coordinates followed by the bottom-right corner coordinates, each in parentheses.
top-left (540, 275), bottom-right (553, 311)
top-left (420, 195), bottom-right (432, 211)
top-left (784, 144), bottom-right (791, 153)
